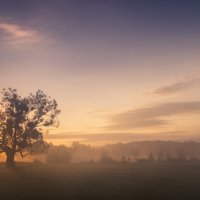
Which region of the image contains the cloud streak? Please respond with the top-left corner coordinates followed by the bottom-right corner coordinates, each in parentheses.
top-left (0, 21), bottom-right (42, 46)
top-left (46, 131), bottom-right (189, 140)
top-left (151, 77), bottom-right (200, 95)
top-left (45, 131), bottom-right (198, 145)
top-left (107, 101), bottom-right (200, 130)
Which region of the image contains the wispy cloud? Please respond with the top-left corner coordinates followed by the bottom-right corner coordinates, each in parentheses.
top-left (107, 101), bottom-right (200, 130)
top-left (46, 131), bottom-right (189, 140)
top-left (0, 21), bottom-right (42, 46)
top-left (151, 77), bottom-right (200, 95)
top-left (45, 131), bottom-right (198, 145)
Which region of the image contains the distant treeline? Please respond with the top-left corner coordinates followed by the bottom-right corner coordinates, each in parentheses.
top-left (36, 141), bottom-right (200, 163)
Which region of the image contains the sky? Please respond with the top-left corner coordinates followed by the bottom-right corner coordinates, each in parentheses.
top-left (1, 0), bottom-right (200, 145)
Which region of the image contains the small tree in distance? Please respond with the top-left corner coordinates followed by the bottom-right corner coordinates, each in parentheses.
top-left (0, 88), bottom-right (60, 168)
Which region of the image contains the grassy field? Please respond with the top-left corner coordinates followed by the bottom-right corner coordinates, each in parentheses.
top-left (0, 162), bottom-right (200, 200)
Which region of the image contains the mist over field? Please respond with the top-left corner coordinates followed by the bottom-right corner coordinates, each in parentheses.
top-left (1, 154), bottom-right (200, 200)
top-left (1, 140), bottom-right (200, 164)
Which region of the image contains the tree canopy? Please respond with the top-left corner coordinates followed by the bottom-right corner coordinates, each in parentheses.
top-left (0, 88), bottom-right (60, 168)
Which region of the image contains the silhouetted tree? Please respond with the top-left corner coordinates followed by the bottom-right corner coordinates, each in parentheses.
top-left (157, 149), bottom-right (165, 162)
top-left (177, 149), bottom-right (187, 161)
top-left (165, 152), bottom-right (173, 162)
top-left (47, 144), bottom-right (71, 163)
top-left (121, 155), bottom-right (127, 162)
top-left (99, 151), bottom-right (113, 163)
top-left (148, 152), bottom-right (155, 162)
top-left (0, 88), bottom-right (60, 168)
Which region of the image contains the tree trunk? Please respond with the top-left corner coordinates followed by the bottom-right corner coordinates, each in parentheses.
top-left (5, 152), bottom-right (15, 168)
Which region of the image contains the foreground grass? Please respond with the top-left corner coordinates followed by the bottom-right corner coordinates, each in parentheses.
top-left (0, 162), bottom-right (200, 200)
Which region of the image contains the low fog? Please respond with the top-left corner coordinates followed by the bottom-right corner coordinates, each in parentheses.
top-left (3, 140), bottom-right (199, 164)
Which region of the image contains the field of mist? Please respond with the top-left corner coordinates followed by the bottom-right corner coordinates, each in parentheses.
top-left (1, 140), bottom-right (200, 199)
top-left (4, 140), bottom-right (200, 164)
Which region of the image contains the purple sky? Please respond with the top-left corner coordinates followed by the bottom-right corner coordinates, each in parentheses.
top-left (1, 0), bottom-right (200, 145)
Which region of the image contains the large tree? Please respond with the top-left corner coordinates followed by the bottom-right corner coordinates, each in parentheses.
top-left (0, 88), bottom-right (60, 168)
